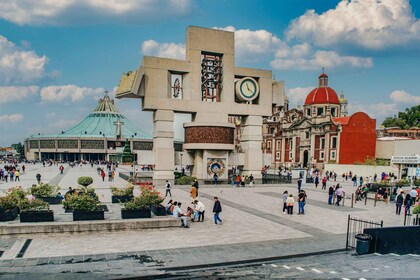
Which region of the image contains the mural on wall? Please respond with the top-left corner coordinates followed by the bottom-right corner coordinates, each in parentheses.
top-left (207, 158), bottom-right (225, 177)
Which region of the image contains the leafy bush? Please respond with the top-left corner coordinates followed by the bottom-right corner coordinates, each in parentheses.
top-left (123, 184), bottom-right (163, 210)
top-left (0, 196), bottom-right (18, 211)
top-left (6, 187), bottom-right (28, 205)
top-left (124, 196), bottom-right (150, 210)
top-left (30, 183), bottom-right (59, 197)
top-left (396, 179), bottom-right (410, 187)
top-left (111, 184), bottom-right (134, 196)
top-left (19, 199), bottom-right (50, 212)
top-left (176, 176), bottom-right (197, 185)
top-left (77, 176), bottom-right (93, 187)
top-left (413, 204), bottom-right (420, 215)
top-left (63, 194), bottom-right (100, 211)
top-left (414, 179), bottom-right (420, 187)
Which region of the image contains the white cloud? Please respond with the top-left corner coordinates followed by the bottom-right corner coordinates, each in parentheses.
top-left (286, 0), bottom-right (420, 50)
top-left (141, 40), bottom-right (185, 60)
top-left (46, 112), bottom-right (56, 118)
top-left (0, 36), bottom-right (47, 84)
top-left (40, 85), bottom-right (105, 103)
top-left (389, 90), bottom-right (420, 104)
top-left (0, 86), bottom-right (39, 104)
top-left (0, 114), bottom-right (24, 123)
top-left (349, 102), bottom-right (399, 119)
top-left (287, 87), bottom-right (313, 108)
top-left (0, 0), bottom-right (192, 25)
top-left (271, 50), bottom-right (373, 70)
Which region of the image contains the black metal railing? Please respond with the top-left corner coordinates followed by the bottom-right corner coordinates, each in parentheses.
top-left (404, 213), bottom-right (420, 226)
top-left (262, 174), bottom-right (292, 184)
top-left (346, 215), bottom-right (383, 250)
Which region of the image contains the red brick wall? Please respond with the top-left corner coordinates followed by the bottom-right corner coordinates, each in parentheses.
top-left (285, 138), bottom-right (290, 162)
top-left (314, 135), bottom-right (320, 162)
top-left (338, 112), bottom-right (376, 164)
top-left (295, 137), bottom-right (300, 163)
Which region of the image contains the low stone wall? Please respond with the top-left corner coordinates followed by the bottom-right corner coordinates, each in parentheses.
top-left (0, 218), bottom-right (180, 235)
top-left (323, 163), bottom-right (398, 178)
top-left (364, 225), bottom-right (420, 254)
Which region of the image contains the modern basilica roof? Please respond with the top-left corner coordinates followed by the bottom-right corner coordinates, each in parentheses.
top-left (29, 94), bottom-right (152, 139)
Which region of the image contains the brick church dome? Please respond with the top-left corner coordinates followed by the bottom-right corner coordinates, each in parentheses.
top-left (304, 72), bottom-right (340, 105)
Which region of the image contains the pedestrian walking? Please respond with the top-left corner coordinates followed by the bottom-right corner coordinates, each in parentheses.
top-left (249, 174), bottom-right (254, 188)
top-left (165, 180), bottom-right (172, 198)
top-left (404, 193), bottom-right (413, 216)
top-left (322, 176), bottom-right (327, 190)
top-left (36, 173), bottom-right (41, 184)
top-left (286, 194), bottom-right (294, 215)
top-left (59, 165), bottom-right (64, 174)
top-left (14, 170), bottom-right (20, 182)
top-left (297, 178), bottom-right (302, 192)
top-left (100, 169), bottom-right (105, 182)
top-left (328, 185), bottom-right (334, 205)
top-left (213, 173), bottom-right (218, 186)
top-left (193, 179), bottom-right (199, 197)
top-left (282, 191), bottom-right (288, 214)
top-left (314, 176), bottom-right (319, 189)
top-left (213, 197), bottom-right (223, 224)
top-left (395, 191), bottom-right (404, 215)
top-left (190, 184), bottom-right (197, 199)
top-left (335, 186), bottom-right (344, 206)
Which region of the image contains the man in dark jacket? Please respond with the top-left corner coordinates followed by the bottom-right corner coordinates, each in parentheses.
top-left (395, 192), bottom-right (404, 215)
top-left (213, 197), bottom-right (222, 225)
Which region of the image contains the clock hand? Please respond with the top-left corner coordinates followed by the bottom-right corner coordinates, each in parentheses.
top-left (246, 84), bottom-right (250, 91)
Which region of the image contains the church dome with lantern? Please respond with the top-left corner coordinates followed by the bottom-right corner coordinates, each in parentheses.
top-left (304, 72), bottom-right (340, 105)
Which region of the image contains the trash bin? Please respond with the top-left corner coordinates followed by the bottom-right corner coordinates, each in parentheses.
top-left (355, 233), bottom-right (373, 255)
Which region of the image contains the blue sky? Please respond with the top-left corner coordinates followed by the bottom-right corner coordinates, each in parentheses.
top-left (0, 0), bottom-right (419, 146)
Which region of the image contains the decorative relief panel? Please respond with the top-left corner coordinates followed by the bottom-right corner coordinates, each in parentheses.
top-left (185, 127), bottom-right (234, 144)
top-left (81, 140), bottom-right (104, 149)
top-left (40, 140), bottom-right (55, 149)
top-left (58, 140), bottom-right (78, 149)
top-left (29, 140), bottom-right (39, 149)
top-left (133, 141), bottom-right (153, 151)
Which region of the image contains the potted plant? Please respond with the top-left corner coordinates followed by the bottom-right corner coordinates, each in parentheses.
top-left (77, 176), bottom-right (93, 187)
top-left (30, 183), bottom-right (63, 204)
top-left (0, 195), bottom-right (19, 222)
top-left (63, 194), bottom-right (104, 221)
top-left (121, 196), bottom-right (151, 219)
top-left (111, 184), bottom-right (134, 203)
top-left (19, 198), bottom-right (54, 222)
top-left (138, 184), bottom-right (165, 216)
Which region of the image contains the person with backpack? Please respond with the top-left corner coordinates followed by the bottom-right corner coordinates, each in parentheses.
top-left (165, 180), bottom-right (172, 198)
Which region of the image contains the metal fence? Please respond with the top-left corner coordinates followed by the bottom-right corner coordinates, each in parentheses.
top-left (404, 213), bottom-right (420, 226)
top-left (262, 174), bottom-right (292, 184)
top-left (346, 215), bottom-right (383, 250)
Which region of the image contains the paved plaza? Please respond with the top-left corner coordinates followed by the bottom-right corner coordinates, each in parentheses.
top-left (0, 163), bottom-right (416, 278)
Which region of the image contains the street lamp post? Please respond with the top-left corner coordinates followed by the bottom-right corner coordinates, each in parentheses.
top-left (180, 153), bottom-right (183, 174)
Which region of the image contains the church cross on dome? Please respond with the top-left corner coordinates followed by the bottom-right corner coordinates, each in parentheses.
top-left (319, 68), bottom-right (328, 87)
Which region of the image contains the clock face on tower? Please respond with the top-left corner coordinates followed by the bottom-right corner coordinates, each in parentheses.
top-left (235, 77), bottom-right (259, 102)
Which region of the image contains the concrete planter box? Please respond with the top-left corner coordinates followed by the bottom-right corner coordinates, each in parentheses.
top-left (121, 208), bottom-right (151, 219)
top-left (0, 207), bottom-right (19, 222)
top-left (20, 210), bottom-right (54, 223)
top-left (73, 210), bottom-right (105, 221)
top-left (151, 205), bottom-right (166, 216)
top-left (40, 197), bottom-right (63, 204)
top-left (111, 195), bottom-right (134, 203)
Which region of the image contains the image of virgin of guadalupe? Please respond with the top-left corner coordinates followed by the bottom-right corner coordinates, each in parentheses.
top-left (173, 78), bottom-right (181, 98)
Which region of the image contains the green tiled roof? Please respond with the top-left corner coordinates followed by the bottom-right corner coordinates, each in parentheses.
top-left (29, 95), bottom-right (152, 140)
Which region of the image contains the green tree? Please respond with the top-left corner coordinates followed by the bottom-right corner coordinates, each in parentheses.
top-left (11, 142), bottom-right (24, 156)
top-left (382, 105), bottom-right (420, 129)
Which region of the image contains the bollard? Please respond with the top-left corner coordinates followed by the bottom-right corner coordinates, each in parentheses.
top-left (374, 193), bottom-right (377, 207)
top-left (365, 195), bottom-right (367, 205)
top-left (333, 194), bottom-right (336, 205)
top-left (343, 193), bottom-right (345, 206)
top-left (351, 193), bottom-right (354, 208)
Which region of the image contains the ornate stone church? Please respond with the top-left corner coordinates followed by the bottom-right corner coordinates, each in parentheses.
top-left (263, 72), bottom-right (376, 169)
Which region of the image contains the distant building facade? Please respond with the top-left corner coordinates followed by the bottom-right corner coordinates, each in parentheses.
top-left (25, 94), bottom-right (182, 162)
top-left (377, 127), bottom-right (420, 139)
top-left (263, 72), bottom-right (376, 169)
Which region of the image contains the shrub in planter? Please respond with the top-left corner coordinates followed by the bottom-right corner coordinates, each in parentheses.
top-left (111, 184), bottom-right (134, 203)
top-left (77, 176), bottom-right (93, 187)
top-left (395, 179), bottom-right (410, 187)
top-left (19, 198), bottom-right (54, 223)
top-left (0, 195), bottom-right (19, 222)
top-left (63, 194), bottom-right (104, 221)
top-left (175, 176), bottom-right (197, 185)
top-left (122, 194), bottom-right (151, 219)
top-left (30, 183), bottom-right (62, 204)
top-left (413, 205), bottom-right (420, 215)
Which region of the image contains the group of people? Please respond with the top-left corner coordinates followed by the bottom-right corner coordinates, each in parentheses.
top-left (282, 189), bottom-right (307, 215)
top-left (0, 164), bottom-right (23, 182)
top-left (394, 187), bottom-right (419, 216)
top-left (231, 174), bottom-right (254, 188)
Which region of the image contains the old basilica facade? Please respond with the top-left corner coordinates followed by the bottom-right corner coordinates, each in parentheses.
top-left (263, 72), bottom-right (376, 169)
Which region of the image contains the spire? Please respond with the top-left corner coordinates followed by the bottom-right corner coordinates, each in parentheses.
top-left (94, 92), bottom-right (119, 113)
top-left (318, 69), bottom-right (328, 87)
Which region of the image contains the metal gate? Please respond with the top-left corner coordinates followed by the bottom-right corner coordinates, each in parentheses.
top-left (346, 215), bottom-right (383, 250)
